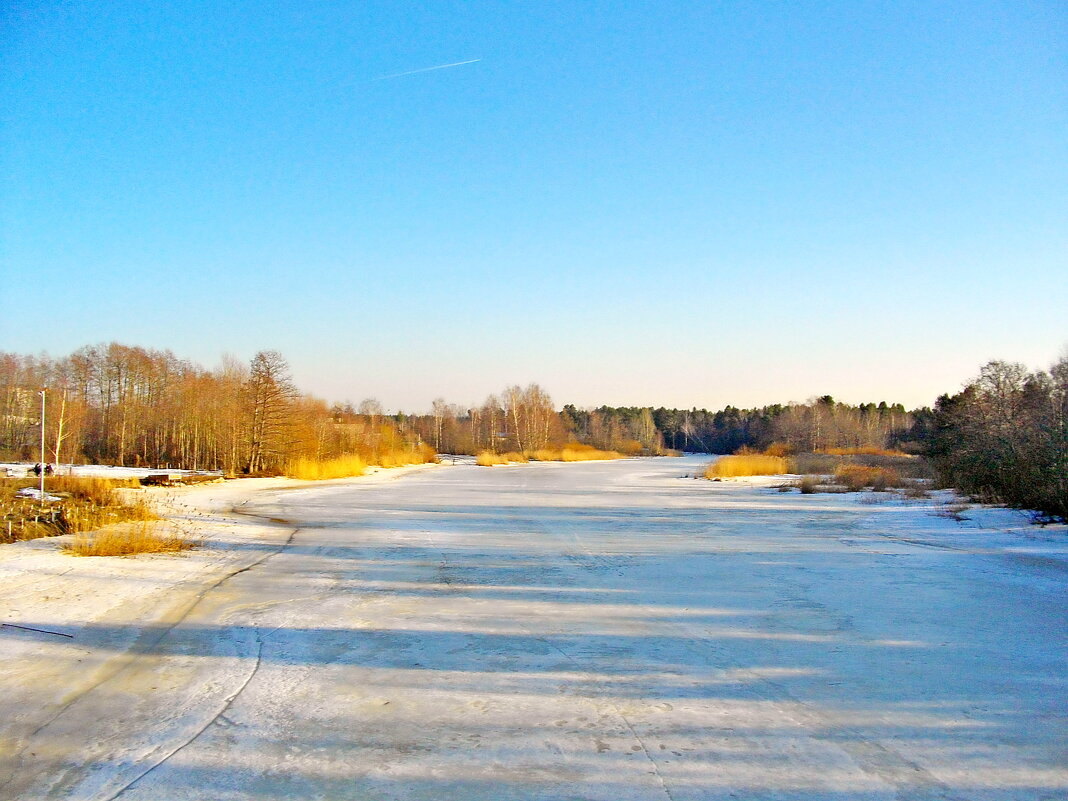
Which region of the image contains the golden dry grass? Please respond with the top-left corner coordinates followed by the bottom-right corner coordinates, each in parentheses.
top-left (705, 454), bottom-right (789, 478)
top-left (286, 444), bottom-right (436, 480)
top-left (48, 475), bottom-right (141, 504)
top-left (559, 445), bottom-right (626, 461)
top-left (62, 495), bottom-right (157, 533)
top-left (475, 451), bottom-right (531, 465)
top-left (480, 445), bottom-right (626, 466)
top-left (1, 476), bottom-right (156, 543)
top-left (65, 521), bottom-right (196, 557)
top-left (529, 443), bottom-right (627, 462)
top-left (373, 445), bottom-right (437, 468)
top-left (286, 455), bottom-right (368, 480)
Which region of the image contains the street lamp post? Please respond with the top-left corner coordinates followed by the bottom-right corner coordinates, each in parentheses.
top-left (39, 389), bottom-right (46, 499)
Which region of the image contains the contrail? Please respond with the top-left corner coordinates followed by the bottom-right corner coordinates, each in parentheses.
top-left (374, 58), bottom-right (481, 81)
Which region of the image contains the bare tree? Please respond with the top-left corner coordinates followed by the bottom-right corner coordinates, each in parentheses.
top-left (244, 350), bottom-right (297, 474)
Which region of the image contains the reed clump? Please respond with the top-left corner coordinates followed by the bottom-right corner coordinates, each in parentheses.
top-left (1, 476), bottom-right (156, 544)
top-left (285, 455), bottom-right (368, 480)
top-left (65, 521), bottom-right (195, 557)
top-left (833, 464), bottom-right (903, 491)
top-left (478, 444), bottom-right (626, 466)
top-left (372, 444), bottom-right (437, 468)
top-left (475, 451), bottom-right (530, 466)
top-left (476, 451), bottom-right (508, 466)
top-left (787, 451), bottom-right (931, 480)
top-left (561, 444), bottom-right (626, 461)
top-left (705, 455), bottom-right (789, 478)
top-left (285, 443), bottom-right (436, 480)
top-left (528, 443), bottom-right (627, 462)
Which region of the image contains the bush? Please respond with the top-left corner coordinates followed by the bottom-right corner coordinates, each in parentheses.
top-left (929, 358), bottom-right (1067, 521)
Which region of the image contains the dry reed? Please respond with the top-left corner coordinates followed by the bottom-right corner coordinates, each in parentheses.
top-left (286, 455), bottom-right (368, 481)
top-left (528, 444), bottom-right (626, 462)
top-left (65, 521), bottom-right (196, 557)
top-left (833, 464), bottom-right (903, 491)
top-left (475, 451), bottom-right (530, 466)
top-left (1, 476), bottom-right (156, 543)
top-left (705, 454), bottom-right (789, 478)
top-left (479, 445), bottom-right (626, 466)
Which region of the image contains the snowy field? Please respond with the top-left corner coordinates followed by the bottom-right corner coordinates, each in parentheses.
top-left (0, 455), bottom-right (1065, 800)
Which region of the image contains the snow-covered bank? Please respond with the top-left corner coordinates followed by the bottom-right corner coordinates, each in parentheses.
top-left (1, 462), bottom-right (223, 480)
top-left (0, 462), bottom-right (442, 798)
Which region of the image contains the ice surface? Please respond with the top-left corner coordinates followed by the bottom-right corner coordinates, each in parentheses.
top-left (0, 456), bottom-right (1064, 800)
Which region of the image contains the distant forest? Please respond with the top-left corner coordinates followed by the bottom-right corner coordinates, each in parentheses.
top-left (402, 398), bottom-right (926, 458)
top-left (1, 343), bottom-right (1064, 519)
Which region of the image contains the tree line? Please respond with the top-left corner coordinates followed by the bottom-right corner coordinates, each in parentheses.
top-left (0, 344), bottom-right (430, 475)
top-left (645, 399), bottom-right (927, 455)
top-left (2, 342), bottom-right (1064, 519)
top-left (394, 395), bottom-right (926, 458)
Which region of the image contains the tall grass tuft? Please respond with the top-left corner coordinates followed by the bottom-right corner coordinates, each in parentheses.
top-left (65, 521), bottom-right (196, 557)
top-left (286, 455), bottom-right (367, 480)
top-left (705, 455), bottom-right (788, 478)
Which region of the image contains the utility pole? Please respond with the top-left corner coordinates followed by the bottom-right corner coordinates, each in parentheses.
top-left (39, 389), bottom-right (46, 498)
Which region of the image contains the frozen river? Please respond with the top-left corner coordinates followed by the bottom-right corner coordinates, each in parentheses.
top-left (2, 456), bottom-right (1066, 799)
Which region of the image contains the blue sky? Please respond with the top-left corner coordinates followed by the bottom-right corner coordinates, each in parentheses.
top-left (3, 1), bottom-right (1066, 411)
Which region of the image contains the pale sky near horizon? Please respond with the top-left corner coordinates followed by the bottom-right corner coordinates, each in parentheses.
top-left (2, 1), bottom-right (1066, 413)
